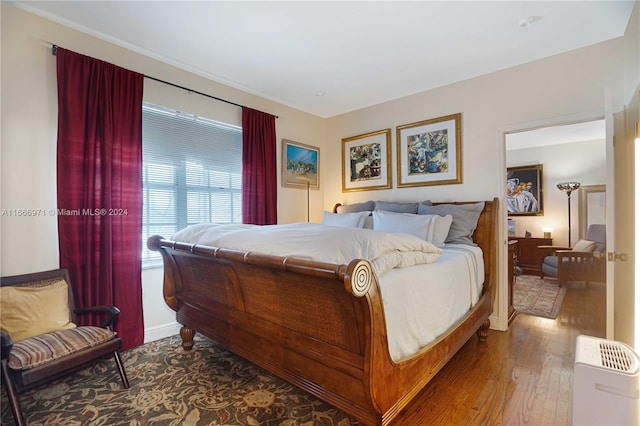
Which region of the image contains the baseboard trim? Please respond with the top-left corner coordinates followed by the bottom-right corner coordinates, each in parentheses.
top-left (144, 322), bottom-right (181, 343)
top-left (489, 313), bottom-right (505, 331)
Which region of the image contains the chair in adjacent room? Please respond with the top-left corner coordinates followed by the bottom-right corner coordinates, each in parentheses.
top-left (0, 269), bottom-right (130, 426)
top-left (539, 224), bottom-right (606, 287)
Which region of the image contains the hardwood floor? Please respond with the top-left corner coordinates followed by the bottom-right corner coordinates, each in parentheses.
top-left (390, 280), bottom-right (606, 426)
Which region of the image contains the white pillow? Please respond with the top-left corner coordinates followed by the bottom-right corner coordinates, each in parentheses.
top-left (372, 210), bottom-right (433, 240)
top-left (423, 214), bottom-right (453, 247)
top-left (572, 239), bottom-right (596, 252)
top-left (321, 211), bottom-right (370, 228)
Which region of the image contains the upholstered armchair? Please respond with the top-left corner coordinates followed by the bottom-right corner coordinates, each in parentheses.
top-left (0, 269), bottom-right (129, 426)
top-left (540, 224), bottom-right (606, 287)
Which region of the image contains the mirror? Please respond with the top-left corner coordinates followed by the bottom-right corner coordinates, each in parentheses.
top-left (579, 184), bottom-right (606, 239)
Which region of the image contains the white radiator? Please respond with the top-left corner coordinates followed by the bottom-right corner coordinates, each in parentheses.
top-left (572, 335), bottom-right (640, 425)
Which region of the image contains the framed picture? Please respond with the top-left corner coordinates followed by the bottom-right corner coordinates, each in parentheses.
top-left (396, 113), bottom-right (462, 187)
top-left (282, 139), bottom-right (319, 189)
top-left (507, 164), bottom-right (544, 216)
top-left (341, 128), bottom-right (391, 192)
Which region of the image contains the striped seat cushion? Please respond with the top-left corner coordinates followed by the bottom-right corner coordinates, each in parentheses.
top-left (8, 327), bottom-right (116, 370)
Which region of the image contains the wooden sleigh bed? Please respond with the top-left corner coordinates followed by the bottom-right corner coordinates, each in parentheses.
top-left (147, 198), bottom-right (498, 425)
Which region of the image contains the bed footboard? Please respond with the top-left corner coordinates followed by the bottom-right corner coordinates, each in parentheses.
top-left (149, 235), bottom-right (385, 423)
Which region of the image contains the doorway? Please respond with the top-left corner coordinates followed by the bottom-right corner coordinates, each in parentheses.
top-left (504, 119), bottom-right (606, 333)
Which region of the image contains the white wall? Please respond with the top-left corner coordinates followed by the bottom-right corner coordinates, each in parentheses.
top-left (506, 138), bottom-right (606, 247)
top-left (324, 42), bottom-right (626, 210)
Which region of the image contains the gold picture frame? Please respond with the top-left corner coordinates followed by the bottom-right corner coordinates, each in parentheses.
top-left (396, 113), bottom-right (462, 187)
top-left (506, 164), bottom-right (544, 216)
top-left (341, 129), bottom-right (391, 192)
top-left (282, 139), bottom-right (319, 189)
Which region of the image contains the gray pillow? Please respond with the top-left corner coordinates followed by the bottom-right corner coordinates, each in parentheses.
top-left (374, 201), bottom-right (418, 214)
top-left (336, 201), bottom-right (375, 213)
top-left (417, 202), bottom-right (485, 245)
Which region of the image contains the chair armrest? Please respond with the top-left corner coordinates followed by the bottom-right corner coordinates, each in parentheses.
top-left (538, 245), bottom-right (572, 258)
top-left (538, 245), bottom-right (572, 250)
top-left (1, 328), bottom-right (14, 360)
top-left (557, 250), bottom-right (595, 256)
top-left (556, 251), bottom-right (603, 263)
top-left (75, 305), bottom-right (121, 328)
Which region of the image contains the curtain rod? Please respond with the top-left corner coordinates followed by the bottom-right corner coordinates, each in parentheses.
top-left (51, 44), bottom-right (278, 119)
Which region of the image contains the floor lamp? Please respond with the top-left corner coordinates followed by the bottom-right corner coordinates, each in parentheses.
top-left (557, 182), bottom-right (581, 246)
top-left (306, 181), bottom-right (310, 222)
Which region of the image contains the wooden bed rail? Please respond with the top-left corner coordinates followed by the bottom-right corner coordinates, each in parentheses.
top-left (148, 235), bottom-right (374, 298)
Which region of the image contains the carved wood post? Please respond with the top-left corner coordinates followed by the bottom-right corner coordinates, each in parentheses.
top-left (476, 319), bottom-right (490, 342)
top-left (180, 326), bottom-right (196, 351)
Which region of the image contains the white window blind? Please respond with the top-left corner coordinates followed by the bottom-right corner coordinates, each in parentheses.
top-left (142, 103), bottom-right (242, 265)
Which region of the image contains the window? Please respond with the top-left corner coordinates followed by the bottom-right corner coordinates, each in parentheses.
top-left (142, 103), bottom-right (242, 265)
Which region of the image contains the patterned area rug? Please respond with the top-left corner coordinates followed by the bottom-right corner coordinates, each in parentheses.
top-left (513, 275), bottom-right (567, 319)
top-left (1, 334), bottom-right (360, 426)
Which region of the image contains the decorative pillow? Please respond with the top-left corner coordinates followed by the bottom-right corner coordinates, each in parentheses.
top-left (321, 211), bottom-right (370, 228)
top-left (417, 202), bottom-right (485, 246)
top-left (372, 210), bottom-right (433, 240)
top-left (572, 239), bottom-right (597, 252)
top-left (421, 214), bottom-right (454, 247)
top-left (0, 280), bottom-right (76, 342)
top-left (336, 201), bottom-right (375, 214)
top-left (374, 201), bottom-right (419, 214)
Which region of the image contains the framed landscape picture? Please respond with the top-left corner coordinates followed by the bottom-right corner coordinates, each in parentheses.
top-left (396, 113), bottom-right (462, 187)
top-left (341, 129), bottom-right (391, 192)
top-left (282, 139), bottom-right (319, 189)
top-left (507, 164), bottom-right (543, 216)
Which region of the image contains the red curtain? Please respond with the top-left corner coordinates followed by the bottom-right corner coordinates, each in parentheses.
top-left (56, 48), bottom-right (144, 350)
top-left (242, 107), bottom-right (278, 224)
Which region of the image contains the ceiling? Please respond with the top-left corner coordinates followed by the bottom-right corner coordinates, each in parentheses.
top-left (14, 1), bottom-right (636, 118)
top-left (506, 119), bottom-right (606, 151)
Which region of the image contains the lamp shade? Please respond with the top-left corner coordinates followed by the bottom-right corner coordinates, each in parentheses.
top-left (557, 181), bottom-right (581, 196)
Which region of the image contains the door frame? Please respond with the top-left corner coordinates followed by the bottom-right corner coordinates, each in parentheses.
top-left (496, 111), bottom-right (609, 332)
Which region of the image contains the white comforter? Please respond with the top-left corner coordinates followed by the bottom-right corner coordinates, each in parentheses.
top-left (172, 222), bottom-right (482, 362)
top-left (380, 244), bottom-right (484, 361)
top-left (172, 222), bottom-right (442, 276)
